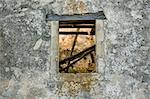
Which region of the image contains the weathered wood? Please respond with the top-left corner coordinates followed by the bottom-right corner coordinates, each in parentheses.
top-left (51, 21), bottom-right (59, 74)
top-left (46, 11), bottom-right (106, 21)
top-left (70, 47), bottom-right (95, 66)
top-left (59, 25), bottom-right (94, 28)
top-left (60, 45), bottom-right (95, 72)
top-left (59, 20), bottom-right (95, 24)
top-left (90, 53), bottom-right (95, 63)
top-left (67, 29), bottom-right (79, 68)
top-left (59, 32), bottom-right (89, 35)
top-left (90, 28), bottom-right (95, 35)
top-left (59, 45), bottom-right (95, 65)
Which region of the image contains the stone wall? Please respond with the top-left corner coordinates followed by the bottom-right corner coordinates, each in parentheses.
top-left (0, 0), bottom-right (149, 99)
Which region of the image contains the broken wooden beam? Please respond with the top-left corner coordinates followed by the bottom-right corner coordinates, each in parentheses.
top-left (59, 45), bottom-right (95, 72)
top-left (67, 29), bottom-right (79, 67)
top-left (59, 45), bottom-right (96, 65)
top-left (90, 52), bottom-right (95, 63)
top-left (69, 46), bottom-right (95, 66)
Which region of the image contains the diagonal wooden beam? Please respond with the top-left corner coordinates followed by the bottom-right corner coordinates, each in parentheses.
top-left (59, 45), bottom-right (95, 65)
top-left (59, 45), bottom-right (95, 72)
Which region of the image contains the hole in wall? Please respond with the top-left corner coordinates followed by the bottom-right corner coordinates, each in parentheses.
top-left (59, 20), bottom-right (96, 73)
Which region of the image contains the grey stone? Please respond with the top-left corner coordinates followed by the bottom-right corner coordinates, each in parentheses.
top-left (0, 0), bottom-right (149, 99)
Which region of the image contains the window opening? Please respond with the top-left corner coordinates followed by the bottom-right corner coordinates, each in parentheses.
top-left (59, 20), bottom-right (96, 73)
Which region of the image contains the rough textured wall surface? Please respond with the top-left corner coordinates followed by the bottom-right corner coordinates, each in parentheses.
top-left (0, 0), bottom-right (149, 99)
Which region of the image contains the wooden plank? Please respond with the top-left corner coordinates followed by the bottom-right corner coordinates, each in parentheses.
top-left (59, 45), bottom-right (95, 65)
top-left (59, 32), bottom-right (95, 35)
top-left (59, 32), bottom-right (89, 35)
top-left (59, 25), bottom-right (95, 28)
top-left (66, 30), bottom-right (79, 70)
top-left (90, 53), bottom-right (95, 63)
top-left (90, 28), bottom-right (95, 35)
top-left (46, 11), bottom-right (106, 21)
top-left (59, 20), bottom-right (95, 24)
top-left (59, 45), bottom-right (95, 72)
top-left (51, 21), bottom-right (59, 74)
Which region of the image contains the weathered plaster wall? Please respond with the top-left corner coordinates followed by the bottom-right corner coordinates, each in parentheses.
top-left (0, 0), bottom-right (149, 99)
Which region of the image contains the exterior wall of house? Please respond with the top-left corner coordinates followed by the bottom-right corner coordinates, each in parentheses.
top-left (0, 0), bottom-right (149, 99)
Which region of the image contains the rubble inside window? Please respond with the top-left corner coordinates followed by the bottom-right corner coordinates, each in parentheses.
top-left (59, 20), bottom-right (96, 73)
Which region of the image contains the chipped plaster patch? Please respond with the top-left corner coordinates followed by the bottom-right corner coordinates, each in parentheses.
top-left (33, 38), bottom-right (43, 50)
